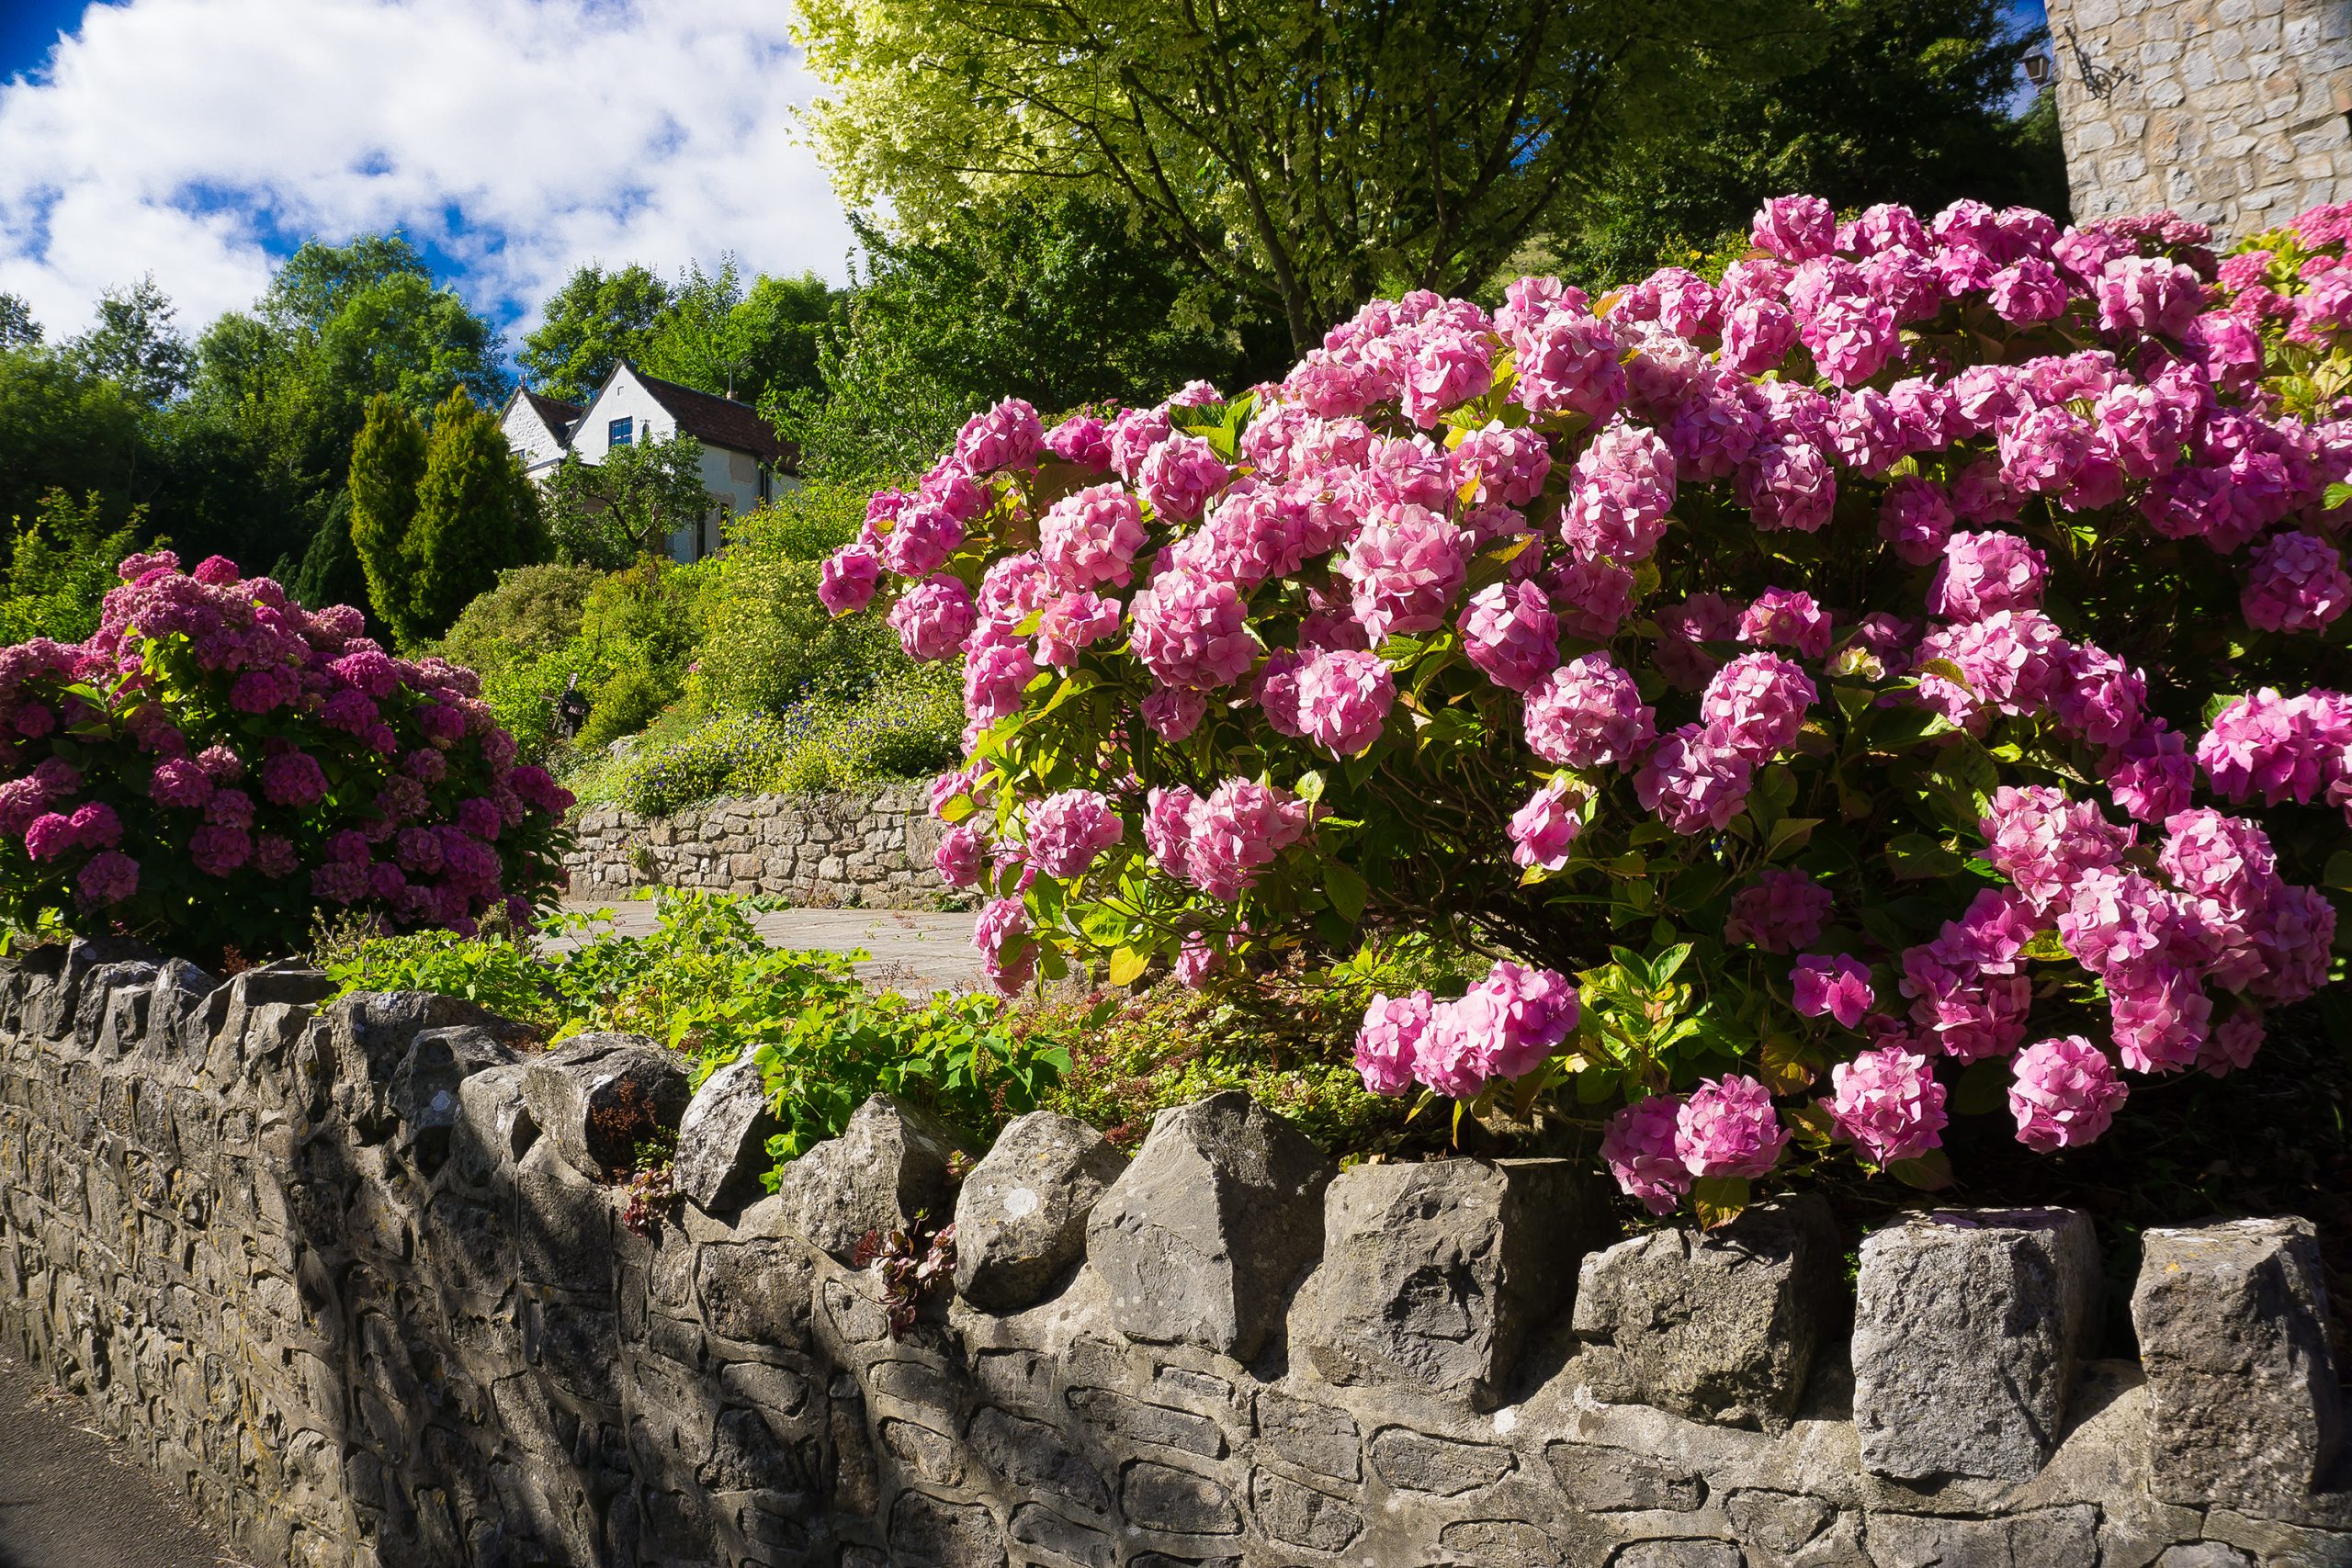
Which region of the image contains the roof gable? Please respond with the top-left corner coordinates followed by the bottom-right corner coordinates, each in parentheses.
top-left (623, 363), bottom-right (796, 468)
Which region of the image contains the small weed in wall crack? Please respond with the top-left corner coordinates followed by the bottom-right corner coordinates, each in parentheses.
top-left (854, 1215), bottom-right (957, 1339)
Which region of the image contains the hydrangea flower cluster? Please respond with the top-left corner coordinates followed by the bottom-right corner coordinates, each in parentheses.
top-left (836, 194), bottom-right (2352, 1221)
top-left (0, 555), bottom-right (571, 958)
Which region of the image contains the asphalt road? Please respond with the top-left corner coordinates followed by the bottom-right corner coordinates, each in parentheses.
top-left (0, 1352), bottom-right (250, 1568)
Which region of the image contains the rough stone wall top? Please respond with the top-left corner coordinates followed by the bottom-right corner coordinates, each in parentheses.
top-left (2044, 0), bottom-right (2352, 235)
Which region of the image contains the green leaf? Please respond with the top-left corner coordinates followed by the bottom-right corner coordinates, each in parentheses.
top-left (1887, 1148), bottom-right (1955, 1190)
top-left (2324, 850), bottom-right (2352, 891)
top-left (1951, 1059), bottom-right (2010, 1116)
top-left (2022, 928), bottom-right (2071, 962)
top-left (1105, 947), bottom-right (1150, 987)
top-left (1763, 816), bottom-right (1821, 862)
top-left (1690, 1177), bottom-right (1750, 1230)
top-left (1324, 860), bottom-right (1370, 924)
top-left (1885, 833), bottom-right (1963, 878)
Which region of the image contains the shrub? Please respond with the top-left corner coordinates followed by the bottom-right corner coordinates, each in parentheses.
top-left (0, 552), bottom-right (572, 962)
top-left (438, 562), bottom-right (604, 759)
top-left (322, 888), bottom-right (1073, 1166)
top-left (692, 552), bottom-right (903, 716)
top-left (725, 478), bottom-right (875, 561)
top-left (827, 195), bottom-right (2352, 1224)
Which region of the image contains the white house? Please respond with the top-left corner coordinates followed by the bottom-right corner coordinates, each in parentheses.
top-left (497, 362), bottom-right (797, 562)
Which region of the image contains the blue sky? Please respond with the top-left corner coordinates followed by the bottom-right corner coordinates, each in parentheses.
top-left (0, 0), bottom-right (856, 343)
top-left (0, 0), bottom-right (2059, 345)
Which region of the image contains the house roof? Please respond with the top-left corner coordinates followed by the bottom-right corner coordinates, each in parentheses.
top-left (524, 389), bottom-right (583, 436)
top-left (624, 363), bottom-right (797, 468)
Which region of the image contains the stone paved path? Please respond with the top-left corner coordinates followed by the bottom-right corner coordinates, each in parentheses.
top-left (559, 898), bottom-right (983, 992)
top-left (0, 1353), bottom-right (249, 1568)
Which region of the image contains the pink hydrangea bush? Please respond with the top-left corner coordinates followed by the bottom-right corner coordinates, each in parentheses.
top-left (0, 554), bottom-right (571, 960)
top-left (831, 197), bottom-right (2352, 1224)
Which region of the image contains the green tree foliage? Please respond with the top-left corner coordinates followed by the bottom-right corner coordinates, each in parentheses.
top-left (639, 258), bottom-right (837, 409)
top-left (346, 394), bottom-right (430, 643)
top-left (0, 347), bottom-right (151, 536)
top-left (1554, 1), bottom-right (2067, 284)
top-left (779, 197), bottom-right (1288, 482)
top-left (62, 276), bottom-right (191, 406)
top-left (404, 389), bottom-right (547, 639)
top-left (517, 263), bottom-right (673, 403)
top-left (796, 0), bottom-right (1810, 350)
top-left (0, 294), bottom-right (39, 350)
top-left (540, 432), bottom-right (712, 570)
top-left (288, 492), bottom-right (373, 619)
top-left (0, 490), bottom-right (147, 645)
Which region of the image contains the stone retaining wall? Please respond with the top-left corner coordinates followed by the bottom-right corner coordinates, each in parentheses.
top-left (1, 936), bottom-right (2347, 1567)
top-left (564, 784), bottom-right (958, 909)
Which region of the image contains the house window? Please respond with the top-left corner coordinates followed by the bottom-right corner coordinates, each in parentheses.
top-left (608, 416), bottom-right (633, 449)
top-left (757, 465), bottom-right (773, 502)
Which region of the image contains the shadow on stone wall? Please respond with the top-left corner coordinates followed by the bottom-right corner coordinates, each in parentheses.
top-left (1, 936), bottom-right (2348, 1567)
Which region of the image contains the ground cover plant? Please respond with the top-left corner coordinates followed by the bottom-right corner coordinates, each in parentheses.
top-left (0, 552), bottom-right (571, 961)
top-left (827, 193), bottom-right (2352, 1225)
top-left (321, 888), bottom-right (1073, 1173)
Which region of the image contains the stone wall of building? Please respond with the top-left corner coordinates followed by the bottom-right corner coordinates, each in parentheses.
top-left (0, 935), bottom-right (2346, 1567)
top-left (564, 784), bottom-right (959, 910)
top-left (2044, 0), bottom-right (2352, 234)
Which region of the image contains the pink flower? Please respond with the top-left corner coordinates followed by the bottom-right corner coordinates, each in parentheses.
top-left (188, 824), bottom-right (251, 877)
top-left (2242, 531), bottom-right (2349, 632)
top-left (1399, 327), bottom-right (1494, 426)
top-left (1522, 655), bottom-right (1656, 770)
top-left (1510, 306), bottom-right (1626, 419)
top-left (1338, 507), bottom-right (1465, 640)
top-left (963, 641), bottom-right (1036, 726)
top-left (67, 801), bottom-right (120, 849)
top-left (1129, 568), bottom-right (1258, 691)
top-left (1878, 477), bottom-right (1955, 565)
top-left (22, 812), bottom-right (74, 861)
top-left (1508, 777), bottom-right (1583, 870)
top-left (888, 576), bottom-right (978, 662)
top-left (1296, 648), bottom-right (1395, 758)
top-left (1547, 557), bottom-right (1636, 641)
top-left (1634, 723), bottom-right (1752, 834)
top-left (1720, 298), bottom-right (1799, 375)
top-left (818, 546), bottom-right (882, 616)
top-left (1988, 257), bottom-right (2068, 323)
top-left (2096, 256), bottom-right (2203, 339)
top-left (1725, 869), bottom-right (1834, 952)
top-left (881, 501), bottom-right (965, 577)
top-left (1736, 589), bottom-right (1832, 660)
top-left (1979, 784), bottom-right (2133, 917)
top-left (1034, 592), bottom-right (1121, 671)
top-left (1460, 581), bottom-right (1560, 694)
top-left (1700, 652), bottom-right (1815, 758)
top-left (2198, 1009), bottom-right (2265, 1077)
top-left (1792, 953), bottom-right (1874, 1029)
top-left (1562, 420), bottom-right (1676, 561)
top-left (1039, 484), bottom-right (1149, 590)
top-left (259, 750), bottom-right (328, 808)
top-left (252, 835), bottom-right (297, 879)
top-left (1141, 686), bottom-right (1208, 742)
top-left (1675, 1075), bottom-right (1789, 1179)
top-left (1142, 784), bottom-right (1198, 877)
top-left (1184, 779), bottom-right (1311, 899)
top-left (973, 897), bottom-right (1035, 995)
top-left (1752, 194), bottom-right (1838, 262)
top-left (955, 397), bottom-right (1044, 473)
top-left (1355, 990), bottom-right (1434, 1097)
top-left (1452, 425), bottom-right (1552, 507)
top-left (2008, 1035), bottom-right (2129, 1151)
top-left (933, 823), bottom-right (985, 887)
top-left (75, 850), bottom-right (139, 906)
top-left (1136, 434), bottom-right (1231, 523)
top-left (1928, 531), bottom-right (2048, 621)
top-left (1417, 961), bottom-right (1579, 1096)
top-left (1045, 414), bottom-right (1113, 469)
top-left (1826, 1046), bottom-right (1947, 1165)
top-left (1601, 1096), bottom-right (1692, 1214)
top-left (1025, 789), bottom-right (1124, 879)
top-left (1737, 438), bottom-right (1838, 532)
top-left (2196, 687), bottom-right (2348, 806)
top-left (2107, 962), bottom-right (2211, 1074)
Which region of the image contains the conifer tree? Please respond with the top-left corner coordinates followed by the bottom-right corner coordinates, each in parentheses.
top-left (345, 393), bottom-right (429, 644)
top-left (405, 389), bottom-right (546, 641)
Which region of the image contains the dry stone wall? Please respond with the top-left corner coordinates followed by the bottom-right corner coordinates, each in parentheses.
top-left (2044, 0), bottom-right (2352, 235)
top-left (0, 936), bottom-right (2347, 1567)
top-left (564, 784), bottom-right (960, 910)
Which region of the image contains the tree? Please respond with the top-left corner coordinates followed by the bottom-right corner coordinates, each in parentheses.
top-left (1551, 0), bottom-right (2068, 283)
top-left (639, 259), bottom-right (839, 409)
top-left (796, 0), bottom-right (1813, 350)
top-left (0, 347), bottom-right (152, 536)
top-left (406, 389), bottom-right (547, 639)
top-left (518, 263), bottom-right (673, 403)
top-left (347, 394), bottom-right (430, 643)
top-left (779, 197), bottom-right (1287, 481)
top-left (0, 295), bottom-right (40, 350)
top-left (0, 490), bottom-right (148, 645)
top-left (64, 276), bottom-right (192, 405)
top-left (540, 433), bottom-right (712, 570)
top-left (288, 492), bottom-right (373, 619)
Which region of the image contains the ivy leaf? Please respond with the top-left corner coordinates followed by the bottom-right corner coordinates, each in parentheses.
top-left (1690, 1177), bottom-right (1750, 1230)
top-left (1887, 1149), bottom-right (1955, 1190)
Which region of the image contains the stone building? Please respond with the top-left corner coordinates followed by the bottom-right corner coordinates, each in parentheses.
top-left (2042, 0), bottom-right (2352, 234)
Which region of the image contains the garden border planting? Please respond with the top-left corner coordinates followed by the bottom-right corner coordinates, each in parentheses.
top-left (1, 937), bottom-right (2345, 1568)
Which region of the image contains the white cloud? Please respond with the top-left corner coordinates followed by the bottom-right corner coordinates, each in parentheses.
top-left (0, 0), bottom-right (856, 345)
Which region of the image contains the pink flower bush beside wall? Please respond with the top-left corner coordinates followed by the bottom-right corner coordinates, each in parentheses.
top-left (826, 195), bottom-right (2352, 1222)
top-left (0, 554), bottom-right (571, 959)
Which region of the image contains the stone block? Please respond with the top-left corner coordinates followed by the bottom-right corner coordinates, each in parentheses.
top-left (954, 1111), bottom-right (1126, 1313)
top-left (773, 1093), bottom-right (968, 1261)
top-left (1292, 1156), bottom-right (1601, 1409)
top-left (671, 1053), bottom-right (777, 1216)
top-left (520, 1032), bottom-right (689, 1183)
top-left (1852, 1208), bottom-right (2100, 1482)
top-left (1570, 1195), bottom-right (1840, 1433)
top-left (389, 1026), bottom-right (516, 1173)
top-left (1085, 1090), bottom-right (1334, 1361)
top-left (2132, 1217), bottom-right (2344, 1507)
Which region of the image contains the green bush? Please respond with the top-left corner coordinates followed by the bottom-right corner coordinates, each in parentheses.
top-left (724, 478), bottom-right (874, 562)
top-left (692, 552), bottom-right (902, 717)
top-left (319, 889), bottom-right (1073, 1168)
top-left (578, 666), bottom-right (674, 754)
